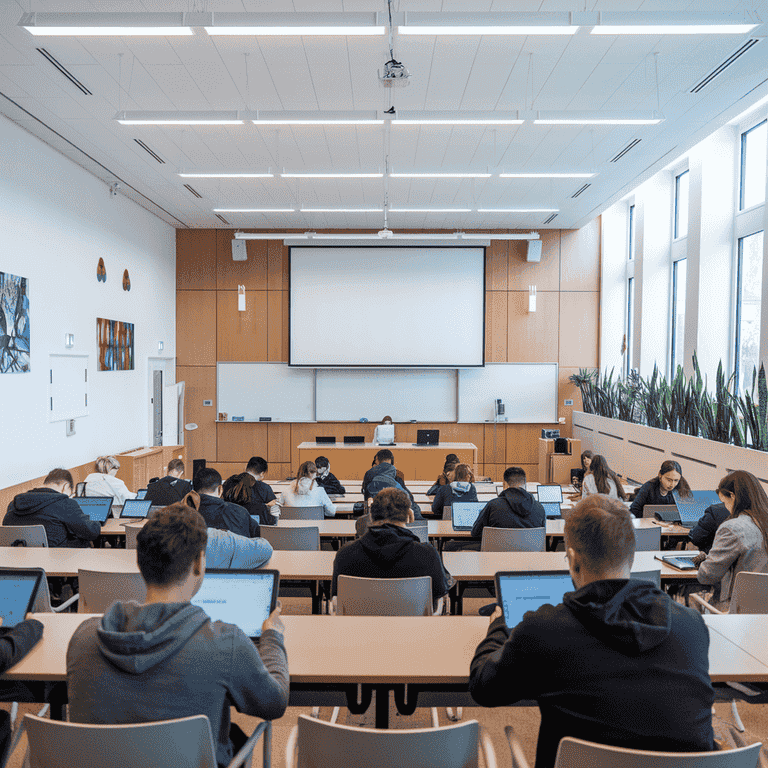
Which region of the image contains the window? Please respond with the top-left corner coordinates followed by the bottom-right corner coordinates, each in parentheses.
top-left (740, 120), bottom-right (767, 210)
top-left (626, 277), bottom-right (634, 377)
top-left (734, 231), bottom-right (764, 390)
top-left (628, 204), bottom-right (636, 260)
top-left (674, 171), bottom-right (689, 239)
top-left (670, 259), bottom-right (687, 374)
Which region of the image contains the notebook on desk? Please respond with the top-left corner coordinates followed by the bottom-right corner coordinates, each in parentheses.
top-left (495, 570), bottom-right (573, 628)
top-left (119, 498), bottom-right (154, 519)
top-left (75, 497), bottom-right (113, 524)
top-left (191, 570), bottom-right (279, 640)
top-left (0, 569), bottom-right (44, 629)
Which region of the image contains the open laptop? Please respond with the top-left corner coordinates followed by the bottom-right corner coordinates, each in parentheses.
top-left (75, 496), bottom-right (114, 524)
top-left (0, 569), bottom-right (44, 628)
top-left (536, 485), bottom-right (564, 503)
top-left (405, 521), bottom-right (429, 543)
top-left (495, 570), bottom-right (573, 628)
top-left (541, 501), bottom-right (563, 520)
top-left (451, 501), bottom-right (487, 531)
top-left (675, 490), bottom-right (721, 529)
top-left (191, 569), bottom-right (279, 640)
top-left (376, 423), bottom-right (395, 446)
top-left (136, 488), bottom-right (148, 500)
top-left (655, 553), bottom-right (699, 571)
top-left (119, 498), bottom-right (154, 519)
top-left (415, 429), bottom-right (439, 446)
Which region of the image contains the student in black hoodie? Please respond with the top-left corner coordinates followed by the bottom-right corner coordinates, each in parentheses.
top-left (688, 502), bottom-right (730, 553)
top-left (244, 456), bottom-right (279, 525)
top-left (333, 488), bottom-right (453, 613)
top-left (144, 459), bottom-right (193, 507)
top-left (314, 456), bottom-right (346, 495)
top-left (469, 494), bottom-right (715, 768)
top-left (4, 468), bottom-right (100, 547)
top-left (443, 466), bottom-right (544, 551)
top-left (194, 468), bottom-right (260, 539)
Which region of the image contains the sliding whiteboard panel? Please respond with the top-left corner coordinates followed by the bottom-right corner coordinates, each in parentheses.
top-left (316, 369), bottom-right (457, 422)
top-left (458, 364), bottom-right (558, 423)
top-left (49, 354), bottom-right (89, 422)
top-left (217, 363), bottom-right (315, 422)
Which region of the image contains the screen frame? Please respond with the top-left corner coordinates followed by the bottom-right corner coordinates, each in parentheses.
top-left (288, 246), bottom-right (487, 368)
top-left (494, 569), bottom-right (572, 626)
top-left (75, 496), bottom-right (114, 523)
top-left (0, 569), bottom-right (44, 628)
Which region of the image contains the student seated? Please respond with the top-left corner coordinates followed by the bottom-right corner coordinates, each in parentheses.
top-left (581, 455), bottom-right (628, 502)
top-left (570, 450), bottom-right (593, 492)
top-left (431, 463), bottom-right (478, 516)
top-left (426, 458), bottom-right (459, 497)
top-left (629, 460), bottom-right (691, 518)
top-left (193, 468), bottom-right (261, 538)
top-left (144, 459), bottom-right (193, 507)
top-left (279, 461), bottom-right (336, 517)
top-left (469, 495), bottom-right (715, 768)
top-left (355, 473), bottom-right (423, 537)
top-left (443, 466), bottom-right (545, 552)
top-left (244, 456), bottom-right (279, 525)
top-left (696, 470), bottom-right (768, 612)
top-left (333, 488), bottom-right (454, 613)
top-left (361, 449), bottom-right (401, 500)
top-left (4, 468), bottom-right (100, 547)
top-left (67, 505), bottom-right (289, 768)
top-left (314, 456), bottom-right (346, 495)
top-left (84, 456), bottom-right (136, 506)
top-left (688, 502), bottom-right (729, 554)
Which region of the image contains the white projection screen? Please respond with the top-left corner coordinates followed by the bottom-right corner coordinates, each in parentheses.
top-left (290, 247), bottom-right (485, 367)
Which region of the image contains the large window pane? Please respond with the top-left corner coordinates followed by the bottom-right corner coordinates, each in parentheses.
top-left (740, 121), bottom-right (767, 210)
top-left (735, 231), bottom-right (764, 390)
top-left (626, 277), bottom-right (634, 377)
top-left (671, 259), bottom-right (687, 374)
top-left (674, 171), bottom-right (689, 239)
top-left (628, 205), bottom-right (636, 260)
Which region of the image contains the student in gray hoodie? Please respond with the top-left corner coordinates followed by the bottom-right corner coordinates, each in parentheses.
top-left (67, 504), bottom-right (289, 768)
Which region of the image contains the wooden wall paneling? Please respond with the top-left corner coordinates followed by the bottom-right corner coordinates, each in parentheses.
top-left (267, 423), bottom-right (292, 463)
top-left (507, 230), bottom-right (560, 291)
top-left (176, 229), bottom-right (217, 290)
top-left (558, 366), bottom-right (584, 440)
top-left (560, 218), bottom-right (601, 291)
top-left (267, 291), bottom-right (289, 362)
top-left (206, 463), bottom-right (244, 482)
top-left (485, 240), bottom-right (508, 290)
top-left (177, 366), bottom-right (217, 466)
top-left (216, 423), bottom-right (269, 463)
top-left (267, 241), bottom-right (290, 291)
top-left (558, 292), bottom-right (600, 368)
top-left (290, 423), bottom-right (323, 470)
top-left (506, 291), bottom-right (559, 363)
top-left (485, 292), bottom-right (508, 362)
top-left (217, 291), bottom-right (268, 362)
top-left (177, 290), bottom-right (217, 366)
top-left (519, 463), bottom-right (539, 483)
top-left (506, 425), bottom-right (546, 464)
top-left (269, 463), bottom-right (292, 482)
top-left (483, 423), bottom-right (506, 465)
top-left (482, 464), bottom-right (507, 482)
top-left (217, 231), bottom-right (268, 290)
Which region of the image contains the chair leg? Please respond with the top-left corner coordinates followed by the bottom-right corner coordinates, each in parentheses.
top-left (446, 707), bottom-right (463, 722)
top-left (310, 707), bottom-right (320, 718)
top-left (731, 700), bottom-right (746, 733)
top-left (329, 707), bottom-right (341, 725)
top-left (431, 707), bottom-right (440, 729)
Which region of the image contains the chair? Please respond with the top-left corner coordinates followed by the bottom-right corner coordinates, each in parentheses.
top-left (21, 713), bottom-right (271, 768)
top-left (505, 726), bottom-right (761, 768)
top-left (481, 527), bottom-right (545, 552)
top-left (0, 525), bottom-right (48, 547)
top-left (442, 506), bottom-right (452, 521)
top-left (124, 523), bottom-right (144, 550)
top-left (336, 575), bottom-right (433, 616)
top-left (77, 569), bottom-right (146, 613)
top-left (287, 715), bottom-right (497, 768)
top-left (629, 569), bottom-right (662, 589)
top-left (260, 526), bottom-right (320, 551)
top-left (279, 506), bottom-right (324, 520)
top-left (633, 526), bottom-right (661, 552)
top-left (75, 482), bottom-right (87, 497)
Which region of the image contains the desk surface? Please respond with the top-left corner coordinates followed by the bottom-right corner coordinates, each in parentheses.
top-left (703, 615), bottom-right (768, 668)
top-left (5, 613), bottom-right (767, 684)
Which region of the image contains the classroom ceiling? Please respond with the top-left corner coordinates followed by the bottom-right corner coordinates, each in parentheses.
top-left (1, 1), bottom-right (768, 230)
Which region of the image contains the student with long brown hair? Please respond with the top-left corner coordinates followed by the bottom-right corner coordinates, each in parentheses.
top-left (431, 463), bottom-right (478, 515)
top-left (629, 460), bottom-right (692, 518)
top-left (279, 461), bottom-right (336, 517)
top-left (696, 470), bottom-right (768, 611)
top-left (581, 455), bottom-right (627, 501)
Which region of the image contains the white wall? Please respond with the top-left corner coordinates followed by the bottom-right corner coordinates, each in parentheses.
top-left (0, 114), bottom-right (176, 489)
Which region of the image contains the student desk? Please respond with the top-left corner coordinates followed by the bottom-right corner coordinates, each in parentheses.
top-left (4, 614), bottom-right (768, 729)
top-left (703, 615), bottom-right (768, 670)
top-left (297, 442), bottom-right (478, 481)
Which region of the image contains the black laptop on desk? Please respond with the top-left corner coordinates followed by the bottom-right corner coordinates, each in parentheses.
top-left (344, 436), bottom-right (365, 444)
top-left (415, 429), bottom-right (439, 446)
top-left (316, 436), bottom-right (336, 445)
top-left (75, 497), bottom-right (114, 524)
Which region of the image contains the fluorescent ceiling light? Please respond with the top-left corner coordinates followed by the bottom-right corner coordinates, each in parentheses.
top-left (477, 208), bottom-right (559, 213)
top-left (389, 208), bottom-right (472, 213)
top-left (180, 173), bottom-right (273, 178)
top-left (499, 173), bottom-right (595, 178)
top-left (20, 11), bottom-right (193, 35)
top-left (535, 118), bottom-right (662, 125)
top-left (301, 208), bottom-right (383, 213)
top-left (460, 232), bottom-right (540, 240)
top-left (117, 111), bottom-right (243, 126)
top-left (282, 173), bottom-right (383, 178)
top-left (398, 12), bottom-right (576, 36)
top-left (390, 173), bottom-right (492, 178)
top-left (257, 120), bottom-right (382, 125)
top-left (400, 25), bottom-right (576, 35)
top-left (591, 11), bottom-right (757, 35)
top-left (214, 208), bottom-right (294, 213)
top-left (312, 233), bottom-right (384, 239)
top-left (205, 12), bottom-right (383, 36)
top-left (593, 24), bottom-right (756, 34)
top-left (235, 232), bottom-right (310, 239)
top-left (208, 26), bottom-right (383, 35)
top-left (533, 110), bottom-right (662, 126)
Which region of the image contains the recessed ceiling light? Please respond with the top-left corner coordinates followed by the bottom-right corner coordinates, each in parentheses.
top-left (592, 24), bottom-right (757, 34)
top-left (389, 173), bottom-right (492, 178)
top-left (398, 25), bottom-right (577, 35)
top-left (255, 120), bottom-right (383, 126)
top-left (389, 208), bottom-right (472, 213)
top-left (213, 208), bottom-right (295, 213)
top-left (392, 119), bottom-right (523, 126)
top-left (534, 118), bottom-right (662, 125)
top-left (477, 208), bottom-right (559, 213)
top-left (282, 173), bottom-right (383, 178)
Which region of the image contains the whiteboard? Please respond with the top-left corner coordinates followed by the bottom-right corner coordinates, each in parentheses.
top-left (49, 354), bottom-right (88, 422)
top-left (458, 364), bottom-right (558, 423)
top-left (316, 369), bottom-right (457, 422)
top-left (217, 363), bottom-right (315, 422)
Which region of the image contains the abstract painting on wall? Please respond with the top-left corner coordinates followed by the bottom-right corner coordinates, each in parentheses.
top-left (0, 271), bottom-right (30, 373)
top-left (97, 317), bottom-right (134, 371)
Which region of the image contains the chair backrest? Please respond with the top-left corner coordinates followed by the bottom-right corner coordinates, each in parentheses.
top-left (294, 714), bottom-right (481, 768)
top-left (261, 525), bottom-right (320, 551)
top-left (633, 526), bottom-right (661, 552)
top-left (629, 569), bottom-right (662, 589)
top-left (554, 735), bottom-right (762, 768)
top-left (730, 572), bottom-right (768, 614)
top-left (280, 506), bottom-right (324, 520)
top-left (0, 525), bottom-right (48, 548)
top-left (481, 526), bottom-right (545, 552)
top-left (77, 569), bottom-right (146, 613)
top-left (443, 505), bottom-right (452, 521)
top-left (125, 523), bottom-right (144, 550)
top-left (75, 482), bottom-right (87, 498)
top-left (24, 713), bottom-right (219, 768)
top-left (337, 575), bottom-right (433, 616)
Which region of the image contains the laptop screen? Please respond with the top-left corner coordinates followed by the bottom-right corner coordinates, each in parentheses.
top-left (496, 571), bottom-right (573, 628)
top-left (75, 497), bottom-right (113, 523)
top-left (0, 571), bottom-right (43, 628)
top-left (405, 522), bottom-right (429, 543)
top-left (536, 485), bottom-right (564, 503)
top-left (136, 489), bottom-right (148, 500)
top-left (675, 490), bottom-right (720, 524)
top-left (541, 501), bottom-right (562, 518)
top-left (121, 499), bottom-right (153, 518)
top-left (191, 570), bottom-right (278, 638)
top-left (377, 424), bottom-right (395, 445)
top-left (451, 502), bottom-right (486, 531)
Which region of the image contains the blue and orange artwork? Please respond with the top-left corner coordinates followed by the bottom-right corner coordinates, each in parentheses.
top-left (0, 271), bottom-right (30, 373)
top-left (97, 317), bottom-right (134, 371)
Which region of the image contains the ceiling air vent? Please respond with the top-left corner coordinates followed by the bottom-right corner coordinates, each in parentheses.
top-left (542, 213), bottom-right (558, 225)
top-left (215, 214), bottom-right (231, 225)
top-left (571, 183), bottom-right (591, 198)
top-left (183, 184), bottom-right (202, 199)
top-left (690, 39), bottom-right (761, 93)
top-left (610, 138), bottom-right (641, 163)
top-left (133, 139), bottom-right (165, 164)
top-left (36, 48), bottom-right (92, 96)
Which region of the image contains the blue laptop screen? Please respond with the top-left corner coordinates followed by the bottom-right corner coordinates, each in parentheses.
top-left (536, 485), bottom-right (564, 503)
top-left (121, 499), bottom-right (153, 518)
top-left (75, 497), bottom-right (113, 523)
top-left (498, 572), bottom-right (573, 628)
top-left (675, 490), bottom-right (720, 524)
top-left (0, 573), bottom-right (41, 628)
top-left (451, 502), bottom-right (486, 530)
top-left (541, 501), bottom-right (561, 518)
top-left (136, 489), bottom-right (148, 500)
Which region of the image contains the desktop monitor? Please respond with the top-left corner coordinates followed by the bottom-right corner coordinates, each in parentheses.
top-left (495, 570), bottom-right (573, 629)
top-left (0, 569), bottom-right (44, 628)
top-left (75, 497), bottom-right (113, 524)
top-left (416, 429), bottom-right (439, 446)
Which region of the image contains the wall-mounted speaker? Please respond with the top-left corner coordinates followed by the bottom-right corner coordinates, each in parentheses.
top-left (526, 239), bottom-right (542, 263)
top-left (231, 239), bottom-right (247, 261)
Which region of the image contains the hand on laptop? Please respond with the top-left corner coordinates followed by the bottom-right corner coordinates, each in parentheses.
top-left (692, 552), bottom-right (706, 567)
top-left (262, 602), bottom-right (285, 635)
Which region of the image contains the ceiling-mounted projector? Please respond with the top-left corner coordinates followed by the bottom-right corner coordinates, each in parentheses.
top-left (378, 228), bottom-right (394, 238)
top-left (379, 58), bottom-right (411, 88)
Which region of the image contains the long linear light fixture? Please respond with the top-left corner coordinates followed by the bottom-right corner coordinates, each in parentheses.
top-left (19, 12), bottom-right (195, 35)
top-left (220, 207), bottom-right (559, 214)
top-left (282, 172), bottom-right (383, 178)
top-left (390, 173), bottom-right (491, 178)
top-left (499, 172), bottom-right (595, 178)
top-left (180, 170), bottom-right (594, 179)
top-left (180, 172), bottom-right (273, 178)
top-left (589, 12), bottom-right (759, 35)
top-left (214, 208), bottom-right (294, 213)
top-left (300, 208), bottom-right (384, 213)
top-left (389, 208), bottom-right (472, 213)
top-left (203, 12), bottom-right (384, 36)
top-left (234, 230), bottom-right (542, 241)
top-left (398, 12), bottom-right (577, 36)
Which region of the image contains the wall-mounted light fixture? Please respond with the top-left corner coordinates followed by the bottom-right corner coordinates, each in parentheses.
top-left (528, 285), bottom-right (537, 313)
top-left (64, 333), bottom-right (75, 348)
top-left (238, 285), bottom-right (246, 312)
top-left (158, 341), bottom-right (164, 352)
